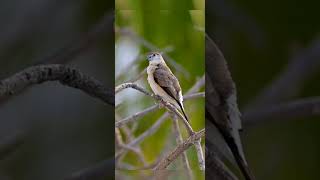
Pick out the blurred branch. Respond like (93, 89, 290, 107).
(245, 38, 320, 111)
(244, 97, 320, 126)
(0, 64, 114, 105)
(171, 114, 193, 179)
(0, 11, 114, 106)
(115, 127, 147, 166)
(115, 112, 169, 160)
(206, 147, 238, 180)
(116, 28, 190, 78)
(0, 132, 26, 161)
(154, 129, 205, 170)
(64, 158, 114, 180)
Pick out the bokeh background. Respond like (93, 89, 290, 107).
(207, 0, 320, 179)
(115, 3, 205, 180)
(0, 1, 114, 180)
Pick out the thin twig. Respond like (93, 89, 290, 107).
(115, 113, 169, 160)
(0, 64, 114, 105)
(115, 92, 205, 128)
(171, 114, 193, 179)
(154, 129, 205, 170)
(115, 82, 151, 96)
(115, 77, 205, 169)
(194, 140, 205, 171)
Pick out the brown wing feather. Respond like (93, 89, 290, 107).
(153, 66, 181, 103)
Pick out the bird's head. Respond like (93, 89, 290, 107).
(147, 52, 163, 63)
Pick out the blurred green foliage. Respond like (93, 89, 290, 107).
(116, 1, 204, 179)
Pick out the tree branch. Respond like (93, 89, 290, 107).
(115, 76, 205, 170)
(206, 146, 238, 180)
(244, 96, 320, 126)
(0, 64, 114, 105)
(171, 114, 193, 179)
(64, 158, 114, 180)
(245, 37, 320, 110)
(154, 129, 205, 170)
(115, 83, 204, 128)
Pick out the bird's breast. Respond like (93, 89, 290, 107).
(147, 66, 178, 107)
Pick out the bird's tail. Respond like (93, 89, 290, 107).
(177, 102, 189, 121)
(224, 133, 255, 180)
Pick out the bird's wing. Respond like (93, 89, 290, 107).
(153, 66, 182, 103)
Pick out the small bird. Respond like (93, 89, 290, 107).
(146, 52, 188, 121)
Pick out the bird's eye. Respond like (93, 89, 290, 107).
(152, 54, 155, 57)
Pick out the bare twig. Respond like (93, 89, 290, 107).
(194, 140, 205, 171)
(115, 125, 146, 166)
(245, 38, 320, 110)
(244, 96, 320, 126)
(115, 91, 204, 128)
(154, 129, 205, 170)
(115, 82, 151, 96)
(116, 112, 169, 158)
(0, 64, 114, 105)
(115, 77, 205, 169)
(171, 114, 193, 179)
(116, 105, 159, 128)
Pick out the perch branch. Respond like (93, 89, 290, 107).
(115, 86, 204, 128)
(154, 129, 205, 170)
(0, 64, 114, 105)
(115, 76, 205, 169)
(115, 82, 151, 96)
